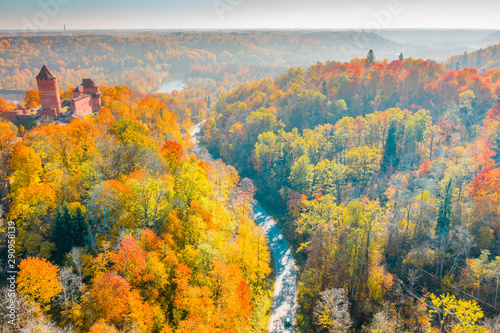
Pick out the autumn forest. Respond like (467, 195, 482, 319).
(1, 29, 500, 333)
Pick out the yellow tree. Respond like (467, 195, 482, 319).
(313, 159, 347, 204)
(17, 257, 62, 313)
(345, 146, 381, 184)
(0, 120, 16, 205)
(296, 194, 341, 242)
(8, 183, 57, 258)
(207, 160, 239, 203)
(429, 293, 486, 333)
(302, 197, 390, 311)
(174, 161, 212, 207)
(9, 144, 43, 194)
(125, 172, 174, 230)
(467, 250, 491, 299)
(236, 224, 271, 288)
(8, 184, 56, 226)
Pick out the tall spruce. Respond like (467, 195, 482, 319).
(436, 178, 453, 235)
(53, 203, 73, 263)
(366, 49, 375, 66)
(462, 51, 468, 68)
(322, 80, 328, 98)
(381, 121, 399, 174)
(53, 203, 88, 263)
(72, 205, 87, 248)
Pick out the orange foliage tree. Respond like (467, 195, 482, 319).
(469, 168, 500, 216)
(17, 257, 62, 313)
(24, 89, 40, 109)
(111, 235, 148, 285)
(91, 272, 131, 327)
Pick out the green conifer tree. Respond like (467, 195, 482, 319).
(381, 121, 399, 174)
(436, 178, 453, 235)
(366, 49, 375, 66)
(53, 203, 72, 263)
(322, 80, 328, 98)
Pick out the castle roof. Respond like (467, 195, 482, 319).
(36, 65, 56, 80)
(82, 79, 99, 88)
(73, 85, 83, 93)
(73, 94, 91, 102)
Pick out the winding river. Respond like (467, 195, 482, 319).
(190, 121, 298, 332)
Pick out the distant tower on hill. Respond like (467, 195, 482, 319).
(36, 65, 62, 117)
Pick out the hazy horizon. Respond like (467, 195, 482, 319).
(1, 0, 499, 31)
(1, 28, 498, 32)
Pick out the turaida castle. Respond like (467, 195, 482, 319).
(4, 65, 101, 121)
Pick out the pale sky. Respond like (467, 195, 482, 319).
(0, 0, 499, 30)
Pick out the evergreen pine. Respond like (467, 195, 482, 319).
(398, 53, 404, 62)
(462, 51, 468, 68)
(53, 203, 72, 263)
(205, 95, 211, 109)
(321, 80, 328, 98)
(72, 205, 87, 248)
(476, 49, 483, 68)
(53, 203, 88, 263)
(381, 121, 399, 174)
(366, 49, 375, 66)
(436, 178, 453, 235)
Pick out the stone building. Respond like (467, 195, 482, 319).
(36, 64, 62, 117)
(71, 78, 102, 116)
(3, 65, 101, 121)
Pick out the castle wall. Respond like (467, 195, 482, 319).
(71, 95, 93, 116)
(91, 95, 101, 111)
(2, 106, 30, 121)
(3, 109, 22, 121)
(37, 108, 59, 118)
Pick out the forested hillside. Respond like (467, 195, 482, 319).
(206, 56, 500, 174)
(0, 31, 401, 93)
(0, 86, 272, 332)
(448, 44, 500, 72)
(204, 54, 500, 331)
(2, 30, 498, 96)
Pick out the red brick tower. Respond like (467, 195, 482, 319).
(82, 79, 102, 112)
(36, 65, 62, 117)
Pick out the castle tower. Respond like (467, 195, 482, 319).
(36, 65, 62, 117)
(82, 79, 102, 112)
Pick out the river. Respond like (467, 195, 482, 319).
(157, 73, 186, 94)
(190, 121, 298, 332)
(0, 91, 24, 104)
